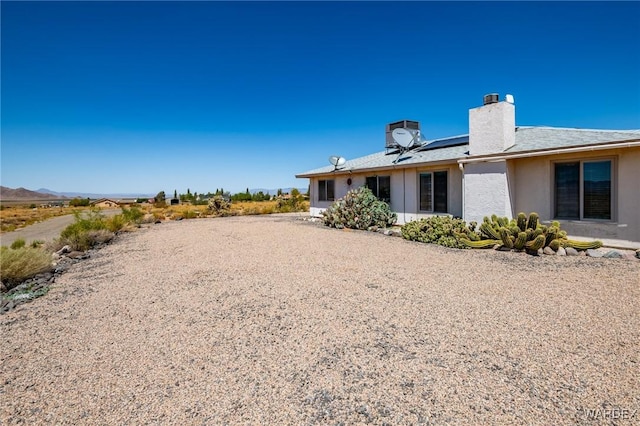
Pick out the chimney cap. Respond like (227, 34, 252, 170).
(483, 93, 499, 105)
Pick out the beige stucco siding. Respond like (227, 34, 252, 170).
(510, 146, 640, 241)
(308, 163, 463, 224)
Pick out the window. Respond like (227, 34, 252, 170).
(419, 171, 448, 213)
(318, 179, 335, 202)
(365, 175, 391, 203)
(554, 160, 612, 220)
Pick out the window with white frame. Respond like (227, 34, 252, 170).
(554, 159, 613, 220)
(419, 171, 448, 213)
(365, 175, 391, 203)
(318, 179, 335, 202)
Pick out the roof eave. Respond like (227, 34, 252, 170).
(296, 157, 465, 178)
(459, 138, 640, 164)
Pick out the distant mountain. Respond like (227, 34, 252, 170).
(37, 188, 154, 199)
(0, 186, 67, 200)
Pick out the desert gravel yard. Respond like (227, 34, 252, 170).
(1, 214, 639, 425)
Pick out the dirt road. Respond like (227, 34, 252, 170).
(0, 209, 120, 247)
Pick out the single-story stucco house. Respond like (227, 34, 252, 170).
(90, 198, 120, 208)
(296, 94, 640, 242)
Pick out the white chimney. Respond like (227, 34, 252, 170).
(468, 94, 515, 156)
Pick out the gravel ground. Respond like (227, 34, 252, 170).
(1, 214, 639, 425)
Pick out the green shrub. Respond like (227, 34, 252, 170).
(322, 186, 396, 230)
(121, 206, 144, 223)
(59, 209, 112, 251)
(275, 189, 307, 213)
(1, 247, 53, 290)
(106, 214, 127, 232)
(401, 216, 474, 249)
(69, 197, 91, 207)
(10, 238, 26, 250)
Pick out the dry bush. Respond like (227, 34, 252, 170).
(0, 246, 53, 290)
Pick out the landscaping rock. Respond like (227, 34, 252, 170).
(543, 247, 555, 255)
(579, 250, 587, 256)
(603, 250, 622, 259)
(636, 249, 640, 259)
(586, 249, 604, 258)
(537, 248, 544, 256)
(565, 247, 578, 256)
(67, 251, 87, 259)
(56, 245, 71, 255)
(557, 247, 566, 256)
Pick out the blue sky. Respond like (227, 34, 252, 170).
(2, 1, 639, 195)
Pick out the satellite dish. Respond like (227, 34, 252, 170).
(328, 155, 346, 170)
(392, 128, 419, 148)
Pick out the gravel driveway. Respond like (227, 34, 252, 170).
(1, 214, 638, 424)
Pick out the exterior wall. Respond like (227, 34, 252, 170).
(510, 147, 640, 242)
(309, 175, 360, 217)
(463, 161, 514, 224)
(307, 163, 463, 225)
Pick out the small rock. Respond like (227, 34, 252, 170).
(565, 247, 578, 256)
(51, 252, 61, 260)
(586, 249, 604, 258)
(603, 250, 622, 259)
(557, 247, 566, 256)
(636, 249, 640, 259)
(56, 245, 71, 255)
(537, 248, 544, 256)
(622, 253, 637, 261)
(543, 247, 555, 255)
(493, 244, 501, 250)
(0, 282, 6, 293)
(67, 251, 85, 259)
(579, 250, 587, 256)
(498, 246, 512, 251)
(155, 219, 162, 224)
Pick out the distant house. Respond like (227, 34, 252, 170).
(90, 198, 120, 208)
(296, 94, 640, 242)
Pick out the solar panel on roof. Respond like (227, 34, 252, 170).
(418, 135, 469, 151)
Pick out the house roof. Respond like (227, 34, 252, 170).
(90, 198, 119, 204)
(296, 126, 640, 178)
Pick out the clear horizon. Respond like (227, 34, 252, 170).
(2, 1, 639, 195)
